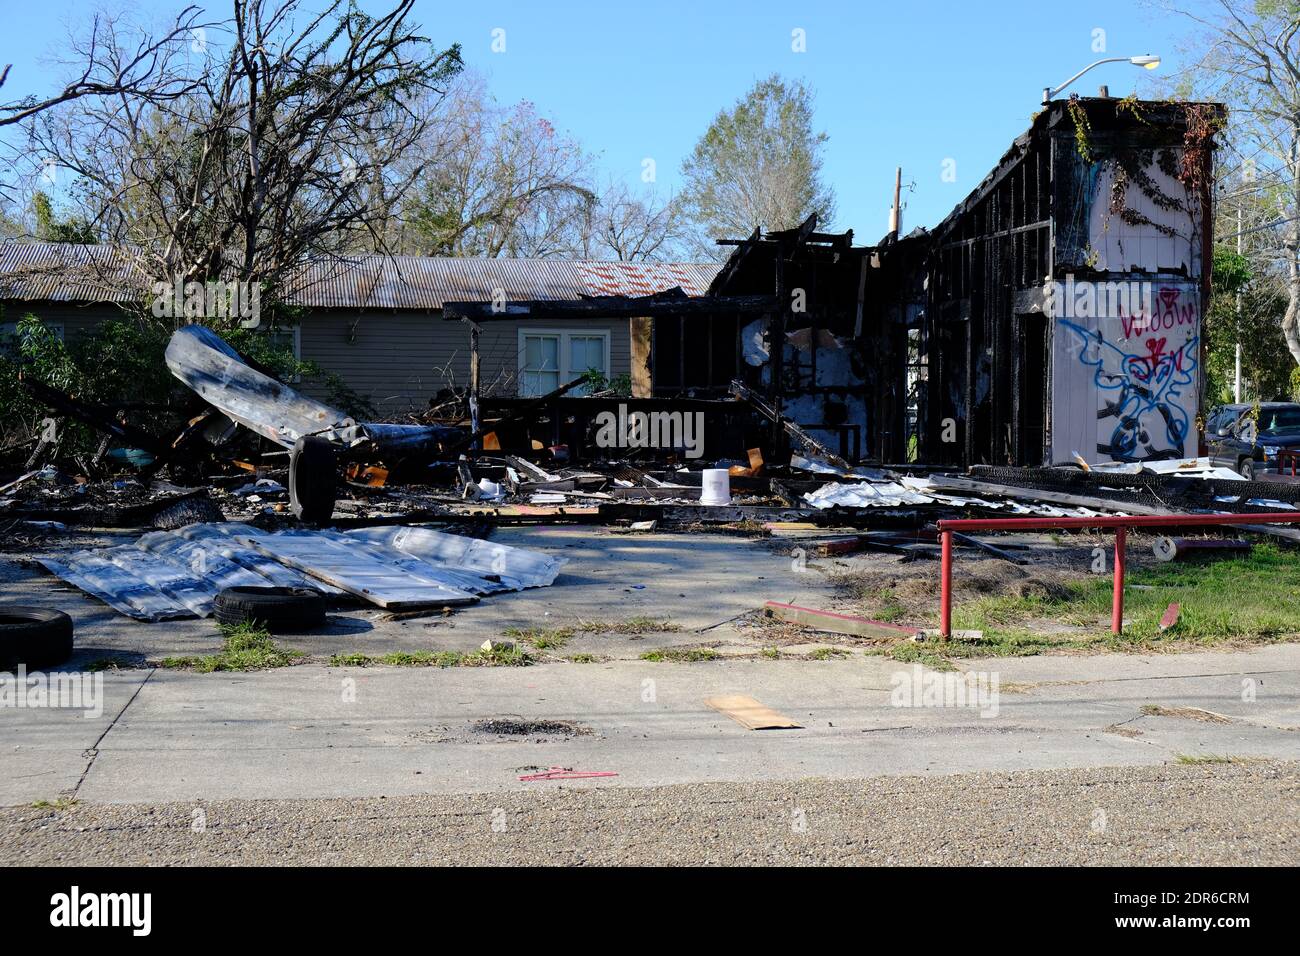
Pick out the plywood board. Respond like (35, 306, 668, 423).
(705, 695, 802, 730)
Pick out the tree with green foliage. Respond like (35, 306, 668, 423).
(679, 74, 836, 258)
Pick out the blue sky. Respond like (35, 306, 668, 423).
(1, 0, 1209, 243)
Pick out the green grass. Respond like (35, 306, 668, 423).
(328, 646, 532, 668)
(1174, 754, 1259, 766)
(867, 640, 959, 672)
(873, 588, 908, 624)
(30, 797, 77, 811)
(566, 653, 599, 663)
(950, 544, 1300, 653)
(807, 647, 850, 660)
(639, 648, 719, 663)
(504, 625, 574, 650)
(760, 646, 781, 659)
(160, 622, 303, 673)
(578, 616, 680, 634)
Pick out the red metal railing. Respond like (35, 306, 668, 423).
(1278, 448, 1300, 478)
(934, 512, 1300, 639)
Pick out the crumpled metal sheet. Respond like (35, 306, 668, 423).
(164, 326, 456, 452)
(801, 476, 1109, 518)
(39, 523, 566, 621)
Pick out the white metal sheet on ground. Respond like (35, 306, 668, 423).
(344, 526, 566, 590)
(38, 550, 194, 621)
(243, 531, 478, 609)
(39, 522, 566, 619)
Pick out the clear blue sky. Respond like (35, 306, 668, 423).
(1, 0, 1209, 244)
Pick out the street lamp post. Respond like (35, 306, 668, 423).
(1042, 55, 1161, 105)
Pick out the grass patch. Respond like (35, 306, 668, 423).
(329, 646, 532, 668)
(504, 625, 574, 650)
(868, 639, 959, 672)
(578, 616, 680, 634)
(808, 647, 850, 660)
(30, 798, 77, 812)
(160, 622, 302, 673)
(1174, 754, 1259, 766)
(640, 647, 719, 663)
(1141, 704, 1234, 723)
(761, 646, 781, 659)
(566, 653, 599, 663)
(952, 544, 1300, 651)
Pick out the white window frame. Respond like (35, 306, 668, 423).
(517, 328, 611, 397)
(265, 324, 302, 382)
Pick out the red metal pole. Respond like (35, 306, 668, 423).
(940, 530, 953, 641)
(1111, 526, 1126, 634)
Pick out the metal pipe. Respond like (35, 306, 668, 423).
(940, 529, 953, 641)
(1112, 526, 1126, 634)
(936, 512, 1300, 532)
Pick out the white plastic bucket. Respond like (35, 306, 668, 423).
(700, 468, 732, 506)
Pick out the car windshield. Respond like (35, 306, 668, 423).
(1258, 409, 1300, 434)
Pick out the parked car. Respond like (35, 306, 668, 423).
(1203, 402, 1300, 479)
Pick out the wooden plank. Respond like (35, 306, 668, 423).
(763, 601, 922, 639)
(705, 695, 802, 730)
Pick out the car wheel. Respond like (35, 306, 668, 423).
(212, 587, 327, 633)
(1238, 457, 1256, 480)
(289, 435, 338, 523)
(0, 607, 74, 671)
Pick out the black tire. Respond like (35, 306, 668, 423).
(0, 607, 74, 671)
(289, 435, 337, 523)
(212, 586, 326, 632)
(1238, 457, 1256, 481)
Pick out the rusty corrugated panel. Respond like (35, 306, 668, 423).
(1, 242, 721, 310)
(0, 242, 142, 303)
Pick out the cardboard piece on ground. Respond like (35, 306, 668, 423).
(705, 695, 802, 730)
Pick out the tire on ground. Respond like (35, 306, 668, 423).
(212, 586, 327, 632)
(0, 607, 74, 670)
(289, 435, 338, 523)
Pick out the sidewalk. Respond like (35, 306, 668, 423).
(4, 644, 1297, 806)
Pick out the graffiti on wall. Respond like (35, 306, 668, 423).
(1058, 285, 1200, 462)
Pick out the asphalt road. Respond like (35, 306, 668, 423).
(4, 761, 1296, 866)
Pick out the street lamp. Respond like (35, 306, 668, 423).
(1042, 55, 1160, 105)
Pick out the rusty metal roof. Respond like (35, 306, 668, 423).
(0, 242, 719, 311)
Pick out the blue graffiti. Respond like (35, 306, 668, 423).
(1060, 320, 1199, 462)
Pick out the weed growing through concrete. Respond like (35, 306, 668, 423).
(639, 648, 719, 662)
(504, 625, 573, 649)
(1174, 754, 1260, 766)
(30, 798, 78, 812)
(328, 646, 532, 668)
(159, 622, 303, 672)
(808, 647, 850, 660)
(578, 616, 680, 634)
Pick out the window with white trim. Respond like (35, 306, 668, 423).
(0, 320, 65, 357)
(518, 329, 610, 397)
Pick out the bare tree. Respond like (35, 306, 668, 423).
(397, 76, 596, 258)
(1163, 0, 1300, 365)
(581, 182, 687, 262)
(19, 0, 461, 314)
(0, 6, 210, 129)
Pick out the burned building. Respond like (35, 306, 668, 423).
(916, 96, 1223, 467)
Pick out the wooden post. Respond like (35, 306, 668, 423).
(466, 320, 481, 452)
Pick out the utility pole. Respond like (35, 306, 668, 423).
(889, 166, 903, 237)
(1235, 204, 1242, 403)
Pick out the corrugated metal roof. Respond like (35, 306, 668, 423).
(0, 242, 142, 304)
(0, 242, 719, 311)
